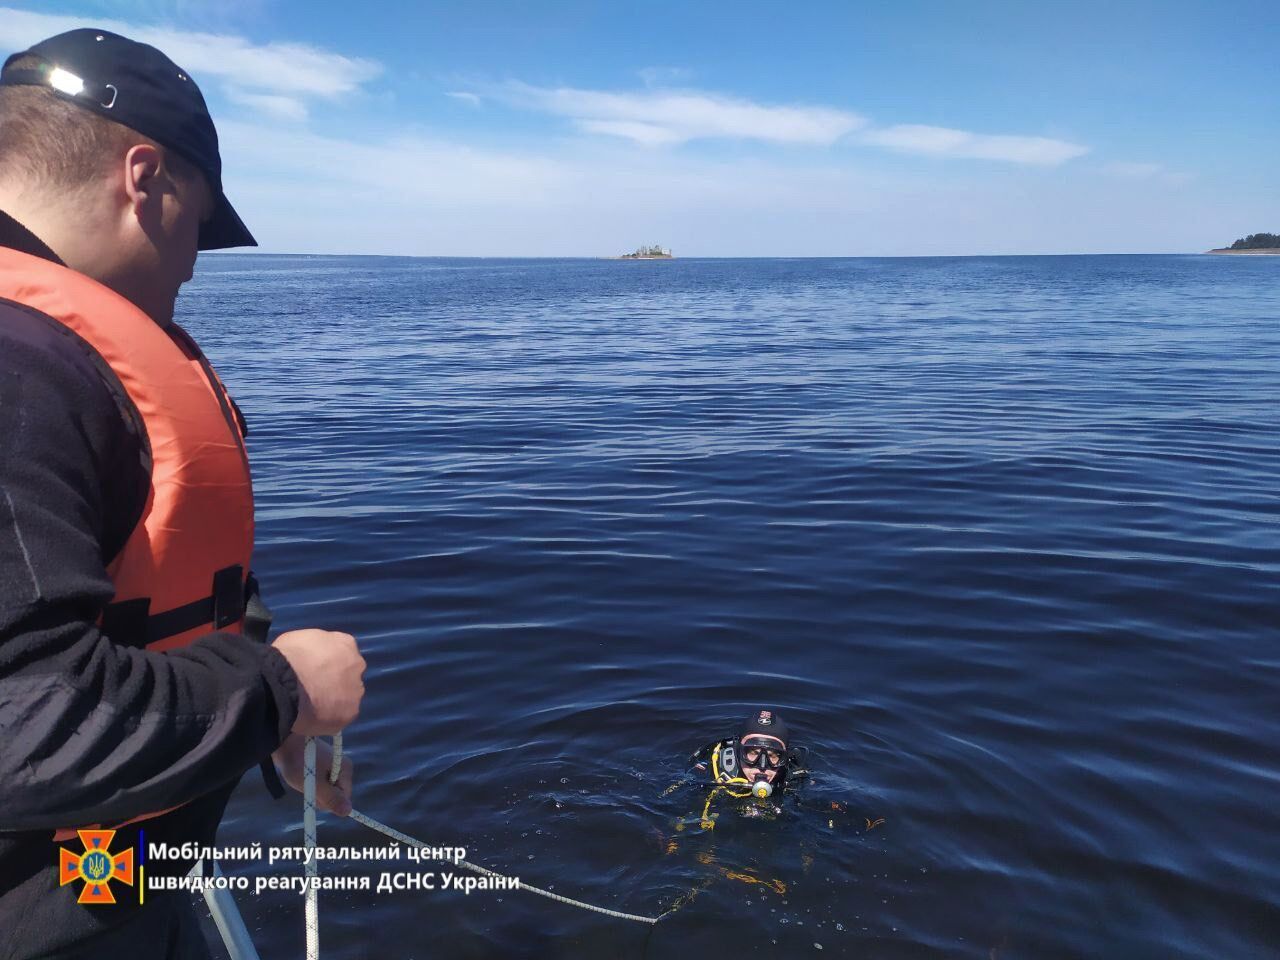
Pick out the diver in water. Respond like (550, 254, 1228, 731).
(684, 709, 810, 827)
(659, 706, 877, 917)
(693, 708, 807, 796)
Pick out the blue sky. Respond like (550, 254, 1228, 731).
(2, 1, 1276, 255)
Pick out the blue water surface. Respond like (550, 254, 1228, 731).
(180, 254, 1280, 959)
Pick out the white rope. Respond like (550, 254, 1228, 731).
(346, 805, 661, 924)
(301, 732, 660, 956)
(303, 737, 320, 960)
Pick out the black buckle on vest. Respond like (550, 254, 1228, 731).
(212, 564, 244, 629)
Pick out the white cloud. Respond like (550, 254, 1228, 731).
(225, 87, 307, 122)
(462, 81, 1088, 166)
(218, 120, 570, 208)
(477, 81, 866, 146)
(576, 119, 684, 146)
(637, 66, 693, 87)
(861, 124, 1089, 165)
(0, 6, 380, 102)
(1101, 161, 1194, 185)
(446, 90, 482, 107)
(1104, 161, 1164, 178)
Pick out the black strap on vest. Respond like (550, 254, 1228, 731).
(259, 755, 287, 800)
(100, 564, 245, 648)
(240, 572, 287, 800)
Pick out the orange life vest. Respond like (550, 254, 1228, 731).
(0, 247, 255, 837)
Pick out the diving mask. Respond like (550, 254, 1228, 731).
(739, 740, 787, 772)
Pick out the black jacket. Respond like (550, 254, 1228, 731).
(0, 211, 299, 958)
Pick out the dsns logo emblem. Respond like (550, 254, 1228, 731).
(58, 829, 135, 904)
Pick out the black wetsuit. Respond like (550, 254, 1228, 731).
(0, 210, 298, 959)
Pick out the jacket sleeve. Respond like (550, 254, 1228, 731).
(0, 313, 299, 832)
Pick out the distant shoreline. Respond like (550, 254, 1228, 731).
(1206, 248, 1280, 255)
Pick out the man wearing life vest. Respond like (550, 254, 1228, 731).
(0, 29, 366, 958)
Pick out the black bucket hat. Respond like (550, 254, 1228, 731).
(0, 28, 256, 250)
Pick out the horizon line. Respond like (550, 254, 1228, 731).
(201, 250, 1234, 260)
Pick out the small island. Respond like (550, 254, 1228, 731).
(613, 244, 674, 260)
(1207, 232, 1280, 255)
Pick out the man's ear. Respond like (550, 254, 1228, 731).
(122, 143, 163, 216)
